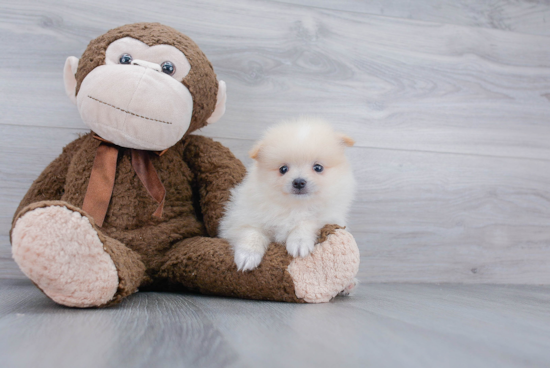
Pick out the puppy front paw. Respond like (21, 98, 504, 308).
(230, 229, 270, 271)
(286, 234, 315, 258)
(234, 248, 264, 271)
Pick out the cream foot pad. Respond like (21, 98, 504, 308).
(11, 206, 119, 307)
(288, 229, 360, 303)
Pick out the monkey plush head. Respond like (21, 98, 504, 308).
(63, 23, 226, 151)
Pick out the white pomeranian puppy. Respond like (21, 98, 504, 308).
(219, 117, 356, 271)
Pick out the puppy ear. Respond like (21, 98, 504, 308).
(249, 141, 263, 160)
(63, 56, 79, 104)
(339, 133, 355, 147)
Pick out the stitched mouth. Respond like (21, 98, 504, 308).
(88, 95, 173, 125)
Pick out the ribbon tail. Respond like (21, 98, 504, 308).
(82, 143, 119, 227)
(131, 149, 166, 219)
(152, 197, 165, 218)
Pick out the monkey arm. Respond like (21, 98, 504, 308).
(13, 134, 88, 221)
(156, 225, 359, 303)
(183, 135, 246, 237)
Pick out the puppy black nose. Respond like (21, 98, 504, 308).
(292, 178, 307, 189)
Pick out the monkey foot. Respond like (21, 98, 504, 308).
(11, 205, 119, 307)
(287, 229, 360, 303)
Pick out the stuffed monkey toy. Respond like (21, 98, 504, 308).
(10, 23, 360, 307)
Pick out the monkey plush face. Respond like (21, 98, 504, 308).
(63, 23, 226, 151)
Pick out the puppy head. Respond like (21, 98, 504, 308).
(249, 117, 354, 201)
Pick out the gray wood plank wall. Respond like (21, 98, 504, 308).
(1, 0, 549, 283)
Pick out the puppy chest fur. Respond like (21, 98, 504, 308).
(220, 117, 356, 271)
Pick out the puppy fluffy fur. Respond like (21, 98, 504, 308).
(219, 117, 356, 271)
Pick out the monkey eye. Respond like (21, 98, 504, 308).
(161, 61, 176, 75)
(119, 54, 133, 64)
(279, 165, 289, 175)
(313, 164, 324, 173)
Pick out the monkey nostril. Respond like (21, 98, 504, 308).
(292, 178, 307, 189)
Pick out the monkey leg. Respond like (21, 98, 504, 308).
(11, 201, 145, 308)
(157, 225, 360, 303)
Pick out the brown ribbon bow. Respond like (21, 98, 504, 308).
(82, 135, 166, 227)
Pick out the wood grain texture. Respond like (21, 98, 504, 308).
(1, 0, 550, 159)
(1, 0, 550, 284)
(1, 279, 549, 368)
(269, 0, 550, 37)
(0, 237, 23, 279)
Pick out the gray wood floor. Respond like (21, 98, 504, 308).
(1, 279, 549, 368)
(1, 1, 550, 367)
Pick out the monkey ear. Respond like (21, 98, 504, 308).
(338, 133, 355, 147)
(206, 80, 227, 124)
(63, 56, 79, 104)
(249, 141, 263, 160)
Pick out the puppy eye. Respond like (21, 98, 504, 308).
(279, 165, 289, 175)
(161, 61, 176, 75)
(313, 164, 323, 173)
(119, 54, 133, 64)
